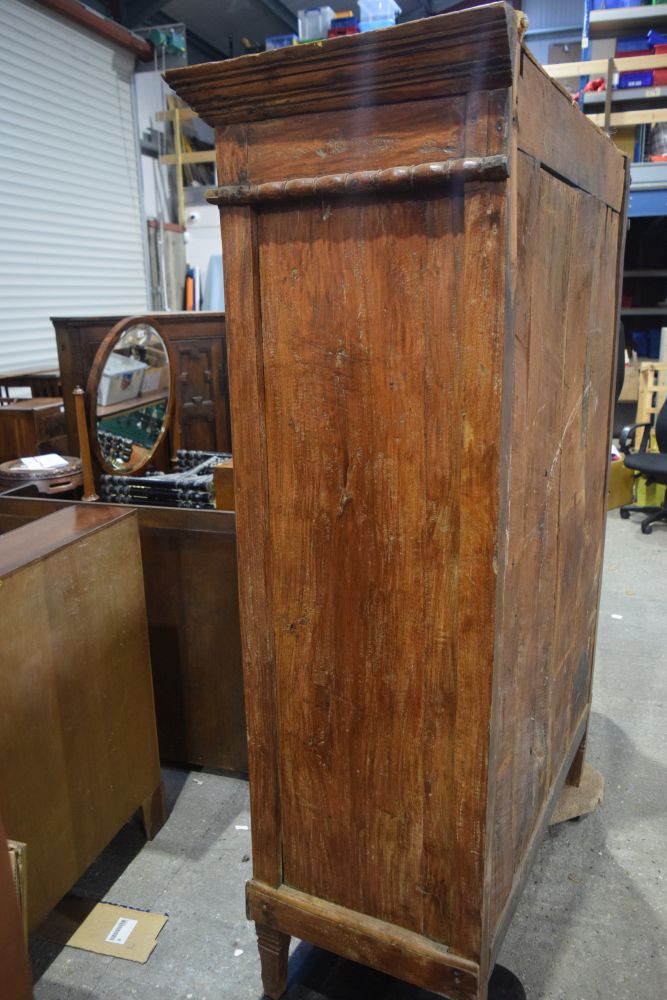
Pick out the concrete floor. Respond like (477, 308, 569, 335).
(30, 512, 667, 1000)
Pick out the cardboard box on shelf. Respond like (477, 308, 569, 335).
(139, 363, 169, 396)
(619, 364, 639, 403)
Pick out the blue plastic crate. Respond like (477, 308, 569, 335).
(616, 36, 651, 52)
(591, 0, 643, 8)
(619, 69, 654, 88)
(266, 33, 297, 49)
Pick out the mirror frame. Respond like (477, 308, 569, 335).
(86, 314, 176, 477)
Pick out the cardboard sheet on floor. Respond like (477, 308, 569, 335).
(36, 896, 167, 963)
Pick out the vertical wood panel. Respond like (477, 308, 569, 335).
(218, 204, 282, 886)
(258, 183, 505, 959)
(450, 181, 507, 959)
(487, 152, 623, 940)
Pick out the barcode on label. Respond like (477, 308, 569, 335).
(105, 917, 138, 945)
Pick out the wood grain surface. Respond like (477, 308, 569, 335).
(168, 5, 629, 998)
(0, 496, 247, 774)
(0, 507, 163, 931)
(256, 183, 505, 958)
(166, 4, 515, 126)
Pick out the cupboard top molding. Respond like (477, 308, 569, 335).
(164, 3, 516, 127)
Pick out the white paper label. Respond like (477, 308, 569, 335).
(105, 917, 138, 945)
(38, 453, 69, 468)
(19, 453, 68, 470)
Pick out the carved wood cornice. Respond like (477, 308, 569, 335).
(165, 3, 515, 127)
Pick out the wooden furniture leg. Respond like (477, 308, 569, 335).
(566, 730, 587, 788)
(72, 386, 98, 501)
(257, 923, 290, 999)
(552, 731, 604, 825)
(137, 781, 166, 840)
(551, 762, 604, 826)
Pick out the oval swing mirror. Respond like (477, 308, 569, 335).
(87, 317, 174, 475)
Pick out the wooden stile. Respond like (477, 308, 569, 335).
(167, 5, 629, 998)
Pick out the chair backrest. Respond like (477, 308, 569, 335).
(656, 395, 667, 453)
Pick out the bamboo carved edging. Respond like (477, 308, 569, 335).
(206, 154, 509, 206)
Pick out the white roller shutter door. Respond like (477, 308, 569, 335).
(0, 0, 149, 371)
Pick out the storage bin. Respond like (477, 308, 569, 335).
(359, 18, 395, 30)
(616, 36, 650, 53)
(591, 0, 642, 8)
(97, 353, 146, 406)
(266, 34, 298, 49)
(653, 67, 667, 84)
(619, 70, 654, 88)
(297, 7, 334, 41)
(358, 0, 400, 22)
(328, 13, 359, 36)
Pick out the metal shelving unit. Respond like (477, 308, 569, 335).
(584, 84, 667, 105)
(589, 5, 667, 38)
(621, 307, 667, 315)
(546, 4, 667, 218)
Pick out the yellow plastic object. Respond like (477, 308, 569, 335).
(608, 458, 634, 509)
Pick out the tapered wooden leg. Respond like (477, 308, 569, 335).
(257, 923, 290, 999)
(137, 781, 166, 840)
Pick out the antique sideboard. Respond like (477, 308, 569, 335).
(0, 505, 164, 932)
(0, 493, 246, 773)
(43, 311, 246, 773)
(0, 397, 67, 463)
(167, 4, 628, 998)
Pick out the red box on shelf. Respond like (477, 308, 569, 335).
(653, 67, 667, 85)
(616, 47, 652, 59)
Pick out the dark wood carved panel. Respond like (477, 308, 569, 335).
(52, 312, 231, 475)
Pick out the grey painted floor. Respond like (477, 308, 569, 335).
(30, 512, 667, 1000)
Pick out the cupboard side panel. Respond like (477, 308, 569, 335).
(258, 184, 506, 959)
(218, 204, 283, 886)
(488, 153, 622, 938)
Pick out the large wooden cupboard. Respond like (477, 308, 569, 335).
(167, 5, 629, 998)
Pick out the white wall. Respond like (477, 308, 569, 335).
(0, 0, 149, 371)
